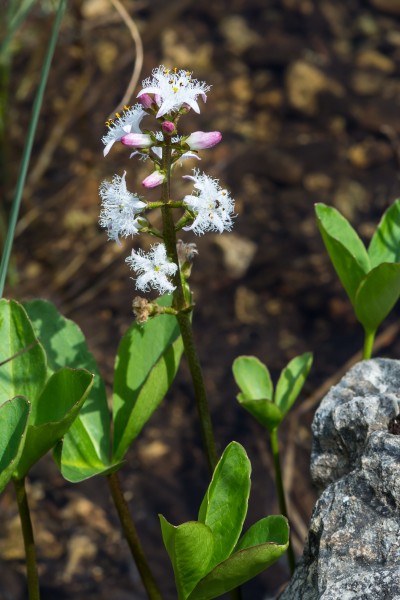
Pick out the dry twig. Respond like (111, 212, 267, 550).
(109, 0, 143, 115)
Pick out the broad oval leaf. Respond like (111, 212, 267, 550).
(232, 356, 273, 401)
(160, 516, 214, 600)
(354, 263, 400, 334)
(315, 203, 370, 304)
(112, 296, 183, 462)
(14, 368, 93, 479)
(236, 396, 283, 433)
(275, 352, 313, 416)
(0, 299, 47, 406)
(0, 397, 30, 493)
(235, 515, 289, 551)
(368, 199, 400, 268)
(24, 299, 115, 482)
(198, 442, 251, 569)
(188, 517, 289, 600)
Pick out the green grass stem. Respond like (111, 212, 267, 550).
(0, 0, 67, 297)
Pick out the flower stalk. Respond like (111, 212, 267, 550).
(269, 428, 296, 575)
(14, 478, 40, 600)
(160, 134, 218, 472)
(107, 472, 162, 600)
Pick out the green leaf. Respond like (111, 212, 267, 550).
(235, 516, 289, 551)
(198, 442, 251, 569)
(315, 203, 370, 304)
(0, 396, 30, 493)
(275, 352, 313, 416)
(112, 296, 183, 462)
(236, 397, 283, 433)
(14, 368, 93, 479)
(354, 263, 400, 333)
(232, 356, 273, 401)
(160, 516, 214, 600)
(189, 517, 289, 600)
(24, 299, 115, 481)
(0, 299, 47, 406)
(368, 200, 400, 268)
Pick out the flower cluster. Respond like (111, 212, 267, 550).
(99, 66, 235, 298)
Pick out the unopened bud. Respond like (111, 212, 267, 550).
(162, 121, 176, 135)
(142, 170, 165, 188)
(176, 239, 198, 279)
(185, 131, 222, 150)
(121, 133, 153, 148)
(139, 94, 154, 109)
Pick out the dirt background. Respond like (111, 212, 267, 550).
(1, 0, 400, 598)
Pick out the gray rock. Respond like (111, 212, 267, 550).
(311, 359, 400, 490)
(280, 359, 400, 600)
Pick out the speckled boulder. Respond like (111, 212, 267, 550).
(279, 359, 400, 600)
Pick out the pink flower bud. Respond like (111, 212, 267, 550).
(142, 170, 165, 188)
(139, 93, 154, 109)
(121, 133, 153, 148)
(162, 121, 175, 135)
(185, 131, 222, 150)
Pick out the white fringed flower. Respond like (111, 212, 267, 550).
(99, 172, 146, 242)
(126, 244, 178, 294)
(138, 66, 210, 118)
(183, 170, 235, 235)
(102, 104, 147, 156)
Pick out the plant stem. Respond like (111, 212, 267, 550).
(269, 427, 296, 575)
(13, 478, 40, 600)
(362, 329, 375, 360)
(160, 136, 218, 473)
(107, 472, 162, 600)
(0, 0, 67, 297)
(175, 311, 218, 471)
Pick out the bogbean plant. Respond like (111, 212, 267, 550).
(3, 50, 400, 600)
(0, 65, 291, 600)
(315, 201, 400, 359)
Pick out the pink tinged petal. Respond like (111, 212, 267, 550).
(162, 121, 175, 134)
(138, 93, 154, 109)
(154, 94, 162, 107)
(201, 92, 207, 102)
(186, 131, 222, 150)
(121, 133, 153, 148)
(142, 171, 165, 188)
